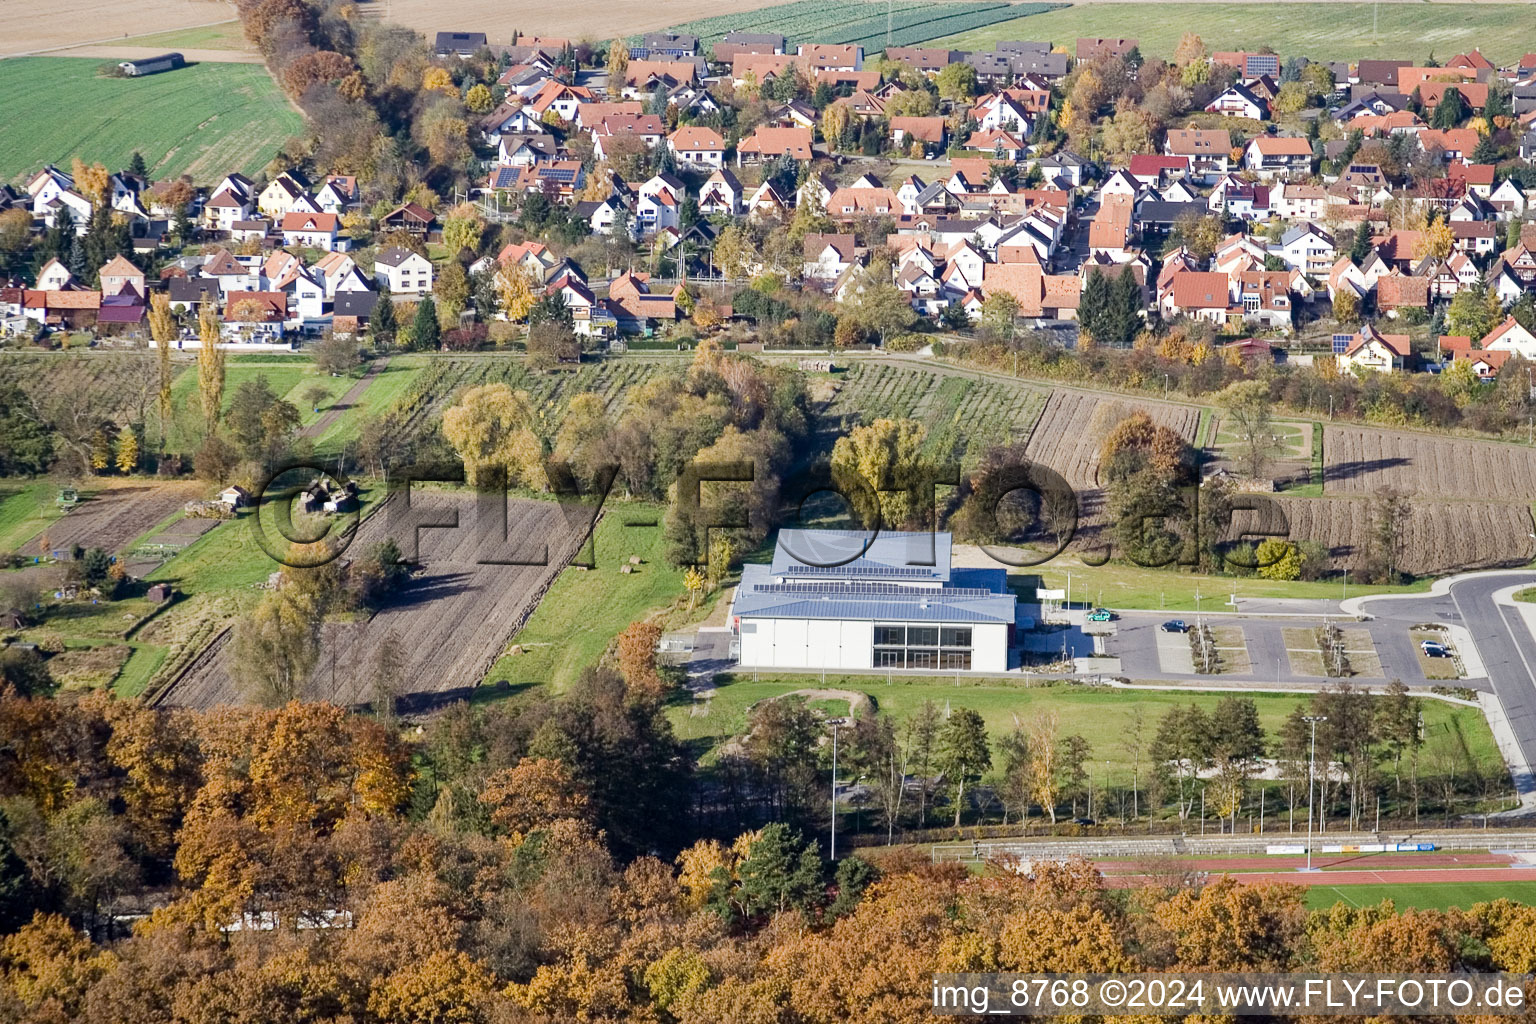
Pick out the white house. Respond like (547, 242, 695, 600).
(35, 258, 73, 291)
(1481, 314, 1536, 359)
(732, 530, 1015, 673)
(280, 212, 342, 251)
(1277, 223, 1336, 276)
(373, 246, 433, 295)
(698, 168, 743, 216)
(667, 126, 726, 169)
(1243, 136, 1313, 179)
(803, 232, 857, 283)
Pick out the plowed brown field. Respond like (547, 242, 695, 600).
(1324, 425, 1536, 501)
(1025, 390, 1202, 489)
(156, 492, 590, 709)
(1277, 496, 1535, 575)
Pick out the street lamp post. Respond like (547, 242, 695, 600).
(1302, 714, 1327, 871)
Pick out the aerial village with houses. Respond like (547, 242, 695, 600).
(9, 25, 1536, 376)
(18, 4, 1536, 1009)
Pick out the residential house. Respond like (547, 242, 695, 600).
(1037, 151, 1090, 190)
(796, 44, 862, 71)
(1417, 128, 1480, 162)
(1448, 161, 1497, 199)
(35, 258, 72, 291)
(736, 126, 814, 165)
(280, 212, 342, 251)
(1335, 324, 1411, 372)
(1212, 51, 1283, 78)
(222, 291, 288, 341)
(256, 172, 308, 218)
(1160, 271, 1231, 324)
(882, 46, 961, 74)
(1164, 128, 1232, 182)
(1128, 154, 1190, 189)
(373, 246, 433, 295)
(1274, 183, 1328, 222)
(434, 31, 487, 58)
(379, 202, 435, 236)
(667, 126, 726, 169)
(621, 60, 698, 98)
(1481, 314, 1536, 358)
(1243, 136, 1313, 178)
(591, 114, 666, 160)
(698, 169, 743, 216)
(631, 31, 698, 59)
(746, 182, 787, 221)
(315, 175, 358, 213)
(1374, 271, 1431, 317)
(98, 255, 145, 297)
(1277, 223, 1337, 276)
(803, 233, 858, 283)
(1234, 271, 1293, 328)
(1205, 84, 1268, 119)
(713, 30, 785, 62)
(497, 133, 560, 166)
(890, 117, 946, 152)
(202, 188, 252, 232)
(1077, 38, 1137, 60)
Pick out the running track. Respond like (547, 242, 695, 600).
(1103, 867, 1536, 888)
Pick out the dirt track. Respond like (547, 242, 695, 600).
(156, 491, 591, 709)
(1, 0, 238, 57)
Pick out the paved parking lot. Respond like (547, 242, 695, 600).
(1108, 611, 1488, 691)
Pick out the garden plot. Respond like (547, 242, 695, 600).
(1209, 418, 1313, 486)
(122, 515, 221, 577)
(1323, 425, 1536, 501)
(156, 492, 592, 709)
(18, 482, 205, 558)
(1274, 497, 1534, 576)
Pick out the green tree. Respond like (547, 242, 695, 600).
(936, 62, 978, 102)
(1431, 87, 1468, 129)
(716, 823, 824, 922)
(1216, 379, 1278, 479)
(937, 708, 991, 826)
(372, 290, 397, 348)
(412, 294, 441, 350)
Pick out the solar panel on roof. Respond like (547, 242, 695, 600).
(752, 581, 993, 598)
(781, 563, 932, 578)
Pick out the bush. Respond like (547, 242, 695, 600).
(885, 333, 929, 353)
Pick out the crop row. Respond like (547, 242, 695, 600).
(666, 0, 1053, 52)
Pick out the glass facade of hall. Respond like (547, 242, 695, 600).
(872, 624, 973, 670)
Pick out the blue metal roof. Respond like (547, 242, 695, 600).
(770, 529, 952, 582)
(735, 563, 1015, 624)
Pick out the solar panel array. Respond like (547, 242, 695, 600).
(751, 582, 995, 598)
(781, 563, 935, 578)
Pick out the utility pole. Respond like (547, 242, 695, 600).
(1302, 714, 1327, 870)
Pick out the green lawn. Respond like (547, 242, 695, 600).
(116, 21, 250, 51)
(0, 481, 70, 554)
(671, 676, 1500, 781)
(112, 643, 168, 698)
(1305, 881, 1536, 912)
(932, 3, 1536, 64)
(0, 57, 302, 184)
(1002, 553, 1425, 613)
(159, 361, 354, 452)
(489, 503, 687, 692)
(314, 356, 430, 452)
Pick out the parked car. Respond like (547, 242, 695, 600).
(1421, 640, 1450, 658)
(1161, 620, 1189, 633)
(1071, 818, 1096, 826)
(1088, 608, 1115, 622)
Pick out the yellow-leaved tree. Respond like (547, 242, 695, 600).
(829, 417, 928, 528)
(196, 304, 225, 432)
(440, 382, 547, 489)
(498, 266, 537, 321)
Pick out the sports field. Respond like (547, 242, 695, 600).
(933, 2, 1536, 64)
(1304, 880, 1536, 911)
(0, 57, 301, 183)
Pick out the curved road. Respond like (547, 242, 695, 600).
(1354, 572, 1536, 802)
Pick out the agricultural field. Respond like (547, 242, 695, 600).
(1024, 389, 1202, 489)
(1323, 424, 1536, 503)
(1275, 496, 1536, 577)
(0, 481, 70, 554)
(157, 357, 363, 453)
(0, 351, 177, 434)
(0, 0, 229, 57)
(819, 361, 1046, 467)
(386, 354, 671, 447)
(155, 491, 592, 709)
(24, 481, 206, 558)
(0, 57, 302, 183)
(932, 2, 1536, 65)
(663, 0, 1057, 53)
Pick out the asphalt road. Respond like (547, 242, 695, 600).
(1355, 573, 1536, 796)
